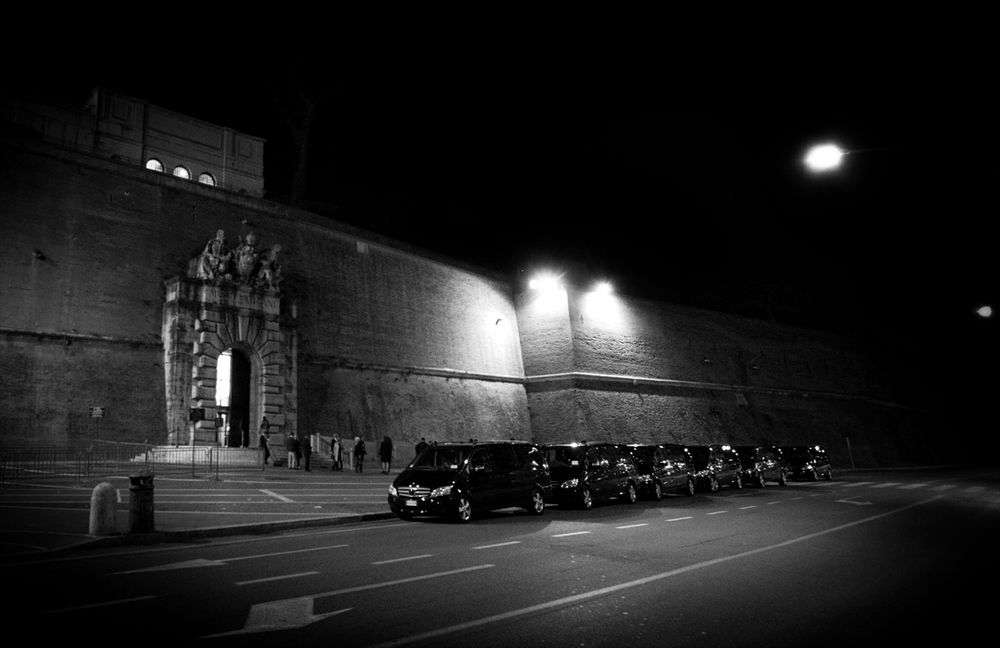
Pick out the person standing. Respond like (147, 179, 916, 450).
(379, 435, 394, 474)
(331, 435, 343, 471)
(353, 436, 366, 473)
(284, 432, 297, 469)
(293, 434, 302, 470)
(259, 417, 271, 467)
(302, 434, 313, 472)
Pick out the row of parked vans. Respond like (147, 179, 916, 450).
(387, 440, 833, 522)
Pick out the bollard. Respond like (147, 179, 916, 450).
(128, 473, 155, 533)
(89, 482, 117, 536)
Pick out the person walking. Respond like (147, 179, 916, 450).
(302, 434, 313, 471)
(258, 417, 271, 467)
(331, 435, 343, 471)
(415, 437, 428, 457)
(284, 432, 297, 469)
(353, 436, 366, 473)
(379, 435, 394, 474)
(293, 434, 302, 470)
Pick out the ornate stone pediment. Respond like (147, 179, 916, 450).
(188, 229, 283, 291)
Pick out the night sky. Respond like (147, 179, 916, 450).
(7, 42, 998, 424)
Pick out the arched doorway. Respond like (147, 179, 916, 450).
(216, 349, 252, 447)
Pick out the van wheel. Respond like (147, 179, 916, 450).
(778, 470, 788, 486)
(809, 469, 818, 481)
(625, 483, 637, 504)
(824, 469, 833, 481)
(580, 487, 593, 510)
(685, 477, 696, 496)
(756, 471, 767, 488)
(652, 481, 663, 501)
(708, 476, 719, 493)
(454, 495, 472, 523)
(526, 488, 545, 515)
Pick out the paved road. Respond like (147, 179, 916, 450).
(3, 467, 998, 645)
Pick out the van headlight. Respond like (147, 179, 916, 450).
(430, 485, 452, 498)
(561, 478, 579, 489)
(388, 484, 397, 496)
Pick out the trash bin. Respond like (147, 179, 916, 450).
(128, 474, 155, 533)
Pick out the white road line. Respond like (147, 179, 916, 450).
(222, 544, 349, 563)
(236, 571, 321, 586)
(42, 595, 156, 615)
(739, 505, 757, 510)
(707, 511, 728, 516)
(871, 482, 900, 489)
(962, 486, 985, 493)
(898, 483, 927, 489)
(552, 531, 591, 538)
(370, 497, 942, 648)
(261, 489, 295, 502)
(767, 501, 782, 505)
(789, 497, 804, 501)
(666, 516, 693, 522)
(372, 554, 433, 565)
(473, 541, 522, 550)
(616, 523, 648, 529)
(931, 484, 957, 491)
(843, 481, 872, 487)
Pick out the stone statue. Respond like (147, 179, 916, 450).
(233, 232, 259, 284)
(256, 244, 282, 290)
(194, 229, 231, 281)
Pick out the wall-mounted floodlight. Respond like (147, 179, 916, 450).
(976, 305, 993, 318)
(528, 272, 564, 293)
(803, 142, 846, 172)
(593, 280, 613, 295)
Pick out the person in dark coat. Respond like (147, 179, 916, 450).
(258, 417, 271, 466)
(302, 434, 313, 472)
(379, 436, 394, 474)
(353, 436, 366, 473)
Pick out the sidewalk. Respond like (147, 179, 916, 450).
(0, 462, 399, 560)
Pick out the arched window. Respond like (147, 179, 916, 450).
(145, 158, 164, 172)
(173, 165, 190, 180)
(198, 172, 216, 187)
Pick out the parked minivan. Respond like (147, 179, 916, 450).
(387, 440, 553, 522)
(543, 442, 640, 509)
(734, 444, 789, 487)
(688, 444, 744, 492)
(780, 444, 833, 481)
(626, 443, 696, 499)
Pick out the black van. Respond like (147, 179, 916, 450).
(626, 443, 696, 499)
(543, 442, 640, 509)
(689, 444, 744, 492)
(780, 444, 833, 481)
(734, 444, 789, 487)
(387, 440, 552, 522)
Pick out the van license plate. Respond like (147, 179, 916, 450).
(405, 499, 418, 507)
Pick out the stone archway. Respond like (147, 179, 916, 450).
(161, 231, 296, 446)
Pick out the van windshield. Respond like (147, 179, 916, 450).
(545, 446, 585, 480)
(410, 446, 471, 471)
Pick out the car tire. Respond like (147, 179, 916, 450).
(454, 494, 472, 523)
(685, 477, 696, 496)
(756, 471, 767, 488)
(778, 470, 788, 486)
(652, 481, 663, 501)
(708, 475, 719, 493)
(526, 487, 546, 515)
(809, 469, 818, 481)
(580, 487, 594, 510)
(625, 482, 638, 504)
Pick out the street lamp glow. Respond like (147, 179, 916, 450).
(976, 305, 993, 318)
(804, 143, 846, 172)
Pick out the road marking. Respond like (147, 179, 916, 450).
(767, 501, 782, 505)
(871, 482, 900, 488)
(962, 486, 985, 493)
(789, 497, 804, 501)
(836, 497, 872, 506)
(368, 496, 942, 648)
(372, 554, 433, 565)
(202, 565, 494, 637)
(616, 523, 648, 529)
(898, 483, 927, 489)
(42, 595, 156, 615)
(261, 489, 295, 502)
(666, 516, 693, 522)
(931, 484, 957, 491)
(236, 571, 321, 586)
(739, 505, 757, 510)
(552, 531, 591, 538)
(843, 481, 873, 487)
(707, 510, 728, 516)
(473, 541, 522, 550)
(113, 544, 351, 573)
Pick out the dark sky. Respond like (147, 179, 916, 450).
(8, 44, 999, 413)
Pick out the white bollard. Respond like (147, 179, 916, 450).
(89, 481, 117, 536)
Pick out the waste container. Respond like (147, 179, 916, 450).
(128, 473, 155, 533)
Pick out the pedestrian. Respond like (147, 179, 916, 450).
(259, 417, 271, 466)
(294, 434, 302, 470)
(302, 434, 313, 471)
(284, 432, 297, 469)
(415, 437, 428, 457)
(354, 436, 366, 473)
(379, 435, 394, 474)
(331, 435, 343, 471)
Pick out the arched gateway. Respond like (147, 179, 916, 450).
(161, 230, 296, 446)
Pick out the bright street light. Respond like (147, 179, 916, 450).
(803, 143, 846, 173)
